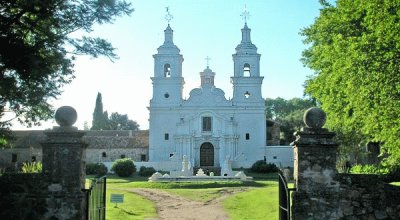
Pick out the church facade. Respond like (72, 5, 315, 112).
(148, 22, 266, 169)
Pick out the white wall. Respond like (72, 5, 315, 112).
(265, 146, 294, 168)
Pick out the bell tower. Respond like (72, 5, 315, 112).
(231, 9, 264, 106)
(150, 8, 184, 106)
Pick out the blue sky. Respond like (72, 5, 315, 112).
(12, 1, 322, 130)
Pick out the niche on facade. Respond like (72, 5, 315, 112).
(202, 116, 212, 132)
(164, 92, 170, 98)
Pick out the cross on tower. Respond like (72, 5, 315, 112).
(240, 5, 250, 24)
(205, 56, 211, 68)
(165, 6, 173, 24)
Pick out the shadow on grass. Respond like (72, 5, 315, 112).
(111, 206, 139, 216)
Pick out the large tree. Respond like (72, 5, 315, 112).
(108, 112, 139, 131)
(0, 0, 133, 130)
(301, 0, 400, 164)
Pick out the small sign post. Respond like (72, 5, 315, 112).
(110, 194, 124, 207)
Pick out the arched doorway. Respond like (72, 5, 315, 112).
(200, 142, 214, 166)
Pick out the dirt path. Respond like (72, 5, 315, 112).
(129, 188, 245, 220)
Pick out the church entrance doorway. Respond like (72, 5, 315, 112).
(200, 142, 214, 166)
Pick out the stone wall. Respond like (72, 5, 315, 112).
(291, 108, 400, 220)
(0, 173, 50, 219)
(337, 174, 400, 219)
(0, 130, 149, 169)
(0, 107, 88, 219)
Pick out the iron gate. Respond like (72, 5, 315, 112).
(278, 169, 296, 220)
(85, 176, 107, 220)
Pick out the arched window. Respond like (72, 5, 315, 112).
(243, 63, 250, 77)
(164, 64, 171, 77)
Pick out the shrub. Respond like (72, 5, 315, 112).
(250, 160, 278, 173)
(86, 163, 108, 176)
(21, 162, 42, 173)
(138, 166, 156, 177)
(350, 164, 400, 182)
(111, 158, 136, 177)
(350, 164, 389, 175)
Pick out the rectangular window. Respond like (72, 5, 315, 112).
(246, 133, 250, 140)
(202, 117, 212, 132)
(11, 154, 17, 162)
(141, 154, 146, 162)
(164, 133, 169, 140)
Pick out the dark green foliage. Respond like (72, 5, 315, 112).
(250, 160, 278, 173)
(91, 92, 108, 130)
(138, 166, 156, 177)
(108, 112, 140, 130)
(0, 0, 133, 131)
(350, 164, 400, 182)
(301, 0, 400, 165)
(265, 97, 315, 144)
(111, 158, 136, 177)
(86, 163, 108, 176)
(91, 92, 140, 130)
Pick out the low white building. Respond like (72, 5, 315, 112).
(148, 21, 266, 170)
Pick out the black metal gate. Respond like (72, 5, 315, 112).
(85, 176, 107, 220)
(278, 169, 295, 220)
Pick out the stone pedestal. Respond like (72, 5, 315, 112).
(291, 108, 340, 219)
(41, 106, 88, 219)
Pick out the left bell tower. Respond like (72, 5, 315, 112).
(150, 8, 184, 106)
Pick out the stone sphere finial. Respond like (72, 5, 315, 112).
(303, 107, 326, 129)
(55, 106, 77, 127)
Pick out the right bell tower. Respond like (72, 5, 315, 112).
(231, 12, 264, 106)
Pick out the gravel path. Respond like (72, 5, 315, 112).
(129, 188, 243, 220)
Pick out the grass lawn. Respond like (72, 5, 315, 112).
(88, 172, 279, 220)
(222, 181, 278, 220)
(106, 187, 157, 220)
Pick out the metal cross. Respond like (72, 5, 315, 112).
(205, 56, 211, 67)
(165, 7, 173, 24)
(240, 5, 250, 23)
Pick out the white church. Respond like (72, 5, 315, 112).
(148, 16, 270, 171)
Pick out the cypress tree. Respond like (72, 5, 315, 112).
(91, 92, 108, 130)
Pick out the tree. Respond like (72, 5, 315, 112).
(91, 92, 139, 131)
(91, 92, 108, 130)
(0, 0, 133, 130)
(266, 97, 315, 144)
(108, 112, 139, 131)
(301, 0, 400, 164)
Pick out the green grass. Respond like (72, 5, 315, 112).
(88, 173, 280, 220)
(163, 188, 240, 202)
(106, 187, 157, 220)
(222, 181, 278, 220)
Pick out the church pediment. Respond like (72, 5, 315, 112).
(184, 87, 230, 106)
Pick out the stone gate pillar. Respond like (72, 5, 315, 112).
(41, 106, 87, 219)
(291, 107, 340, 219)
